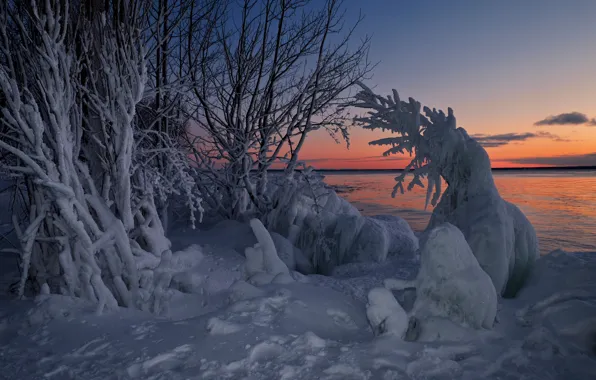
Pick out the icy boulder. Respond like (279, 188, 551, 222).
(302, 214, 419, 275)
(366, 287, 409, 338)
(427, 132, 539, 297)
(323, 215, 419, 272)
(268, 182, 418, 274)
(371, 214, 419, 256)
(386, 223, 497, 332)
(348, 217, 390, 263)
(244, 219, 293, 286)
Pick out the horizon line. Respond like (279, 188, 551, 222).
(269, 165, 596, 172)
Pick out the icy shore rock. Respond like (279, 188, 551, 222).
(366, 287, 409, 338)
(386, 223, 497, 332)
(288, 195, 419, 273)
(244, 219, 293, 286)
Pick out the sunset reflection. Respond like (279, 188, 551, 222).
(322, 171, 596, 255)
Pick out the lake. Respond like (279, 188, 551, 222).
(321, 170, 596, 255)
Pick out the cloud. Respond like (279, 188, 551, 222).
(505, 153, 596, 167)
(471, 131, 568, 148)
(534, 112, 593, 126)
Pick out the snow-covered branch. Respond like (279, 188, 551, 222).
(352, 83, 460, 209)
(186, 0, 372, 221)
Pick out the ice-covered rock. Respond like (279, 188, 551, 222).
(299, 213, 419, 275)
(243, 219, 292, 286)
(386, 223, 497, 333)
(366, 287, 409, 338)
(265, 177, 419, 275)
(349, 217, 390, 263)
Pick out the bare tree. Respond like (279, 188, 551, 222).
(186, 0, 372, 220)
(0, 0, 202, 312)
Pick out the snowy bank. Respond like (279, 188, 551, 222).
(1, 222, 595, 380)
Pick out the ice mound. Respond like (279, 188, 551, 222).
(427, 131, 539, 297)
(366, 287, 409, 338)
(515, 250, 596, 356)
(244, 219, 293, 286)
(270, 187, 419, 274)
(386, 223, 497, 334)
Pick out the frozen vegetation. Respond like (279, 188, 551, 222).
(353, 84, 539, 297)
(0, 1, 594, 379)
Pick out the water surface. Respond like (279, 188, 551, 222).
(321, 170, 596, 255)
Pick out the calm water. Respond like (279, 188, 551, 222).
(321, 170, 596, 255)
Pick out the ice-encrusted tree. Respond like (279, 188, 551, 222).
(0, 0, 202, 311)
(186, 0, 372, 221)
(352, 83, 539, 297)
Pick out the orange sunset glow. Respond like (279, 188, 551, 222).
(297, 0, 596, 170)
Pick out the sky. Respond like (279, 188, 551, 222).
(298, 0, 596, 169)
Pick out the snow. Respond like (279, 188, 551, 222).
(1, 216, 595, 380)
(0, 178, 594, 379)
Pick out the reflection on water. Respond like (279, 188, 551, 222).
(321, 170, 596, 255)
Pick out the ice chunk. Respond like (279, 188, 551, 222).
(412, 223, 497, 330)
(206, 317, 243, 335)
(249, 341, 284, 362)
(366, 287, 409, 338)
(250, 218, 290, 276)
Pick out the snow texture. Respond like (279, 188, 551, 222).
(1, 230, 595, 380)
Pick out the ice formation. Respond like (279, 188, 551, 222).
(426, 131, 540, 296)
(353, 84, 539, 296)
(244, 219, 292, 285)
(366, 287, 409, 338)
(269, 186, 419, 274)
(385, 223, 497, 333)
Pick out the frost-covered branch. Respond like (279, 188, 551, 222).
(0, 0, 203, 310)
(352, 83, 460, 209)
(186, 0, 372, 221)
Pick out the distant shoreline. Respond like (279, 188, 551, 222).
(271, 166, 596, 173)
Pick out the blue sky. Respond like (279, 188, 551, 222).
(299, 0, 596, 168)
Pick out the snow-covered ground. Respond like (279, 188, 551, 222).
(1, 216, 595, 380)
